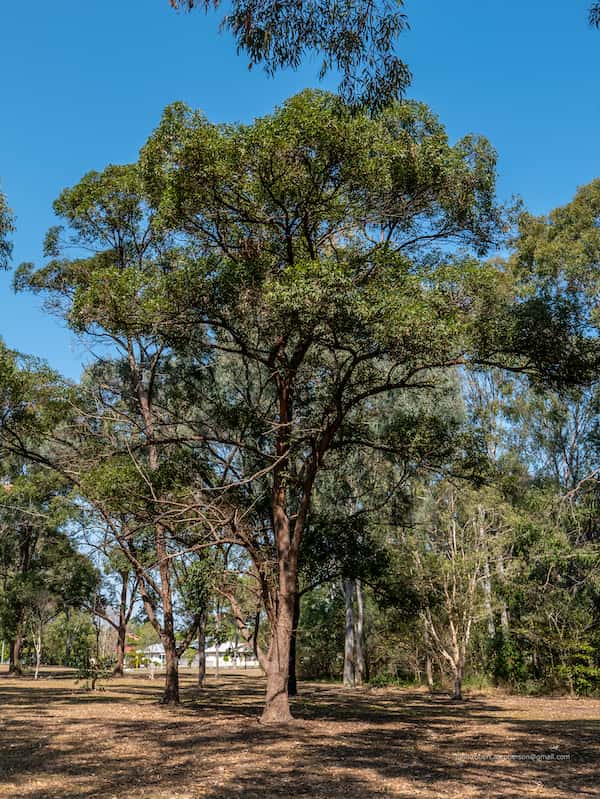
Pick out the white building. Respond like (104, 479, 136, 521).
(140, 640, 259, 669)
(143, 643, 167, 666)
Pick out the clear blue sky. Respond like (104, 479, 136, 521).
(1, 0, 599, 379)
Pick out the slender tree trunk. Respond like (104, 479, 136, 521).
(64, 608, 74, 666)
(215, 605, 221, 679)
(156, 521, 181, 705)
(343, 578, 356, 688)
(113, 624, 126, 677)
(157, 535, 180, 705)
(355, 579, 365, 686)
(287, 588, 301, 696)
(112, 572, 129, 677)
(453, 660, 464, 699)
(135, 360, 180, 706)
(33, 623, 42, 680)
(197, 610, 207, 688)
(483, 556, 495, 638)
(426, 654, 434, 692)
(9, 626, 23, 676)
(497, 554, 510, 636)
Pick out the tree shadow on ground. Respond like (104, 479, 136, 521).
(1, 672, 598, 799)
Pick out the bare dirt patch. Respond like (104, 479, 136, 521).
(0, 667, 598, 798)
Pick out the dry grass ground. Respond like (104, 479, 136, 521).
(0, 666, 599, 799)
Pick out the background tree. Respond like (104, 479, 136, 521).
(11, 165, 226, 704)
(90, 544, 140, 677)
(0, 459, 98, 676)
(0, 462, 71, 674)
(413, 483, 505, 700)
(0, 189, 14, 269)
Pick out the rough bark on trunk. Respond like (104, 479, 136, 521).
(261, 592, 295, 723)
(343, 578, 356, 688)
(161, 637, 180, 705)
(197, 610, 207, 688)
(257, 371, 319, 724)
(260, 486, 298, 723)
(355, 579, 365, 686)
(287, 589, 300, 697)
(453, 674, 463, 699)
(156, 523, 181, 705)
(113, 625, 126, 677)
(9, 629, 23, 676)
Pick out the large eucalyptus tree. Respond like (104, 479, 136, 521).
(136, 90, 592, 721)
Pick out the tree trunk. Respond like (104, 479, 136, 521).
(483, 556, 495, 638)
(426, 654, 434, 692)
(33, 624, 42, 680)
(453, 673, 463, 699)
(260, 500, 297, 724)
(138, 378, 180, 706)
(287, 589, 301, 696)
(452, 659, 464, 699)
(343, 578, 356, 688)
(261, 593, 295, 723)
(9, 628, 23, 676)
(215, 603, 221, 679)
(355, 579, 365, 686)
(258, 375, 315, 724)
(161, 637, 180, 705)
(64, 608, 74, 666)
(197, 610, 207, 688)
(156, 518, 180, 705)
(497, 554, 510, 636)
(113, 623, 126, 677)
(112, 572, 129, 677)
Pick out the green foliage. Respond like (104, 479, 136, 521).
(43, 611, 96, 667)
(296, 586, 344, 680)
(0, 450, 99, 666)
(75, 654, 115, 691)
(170, 0, 410, 111)
(180, 555, 220, 616)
